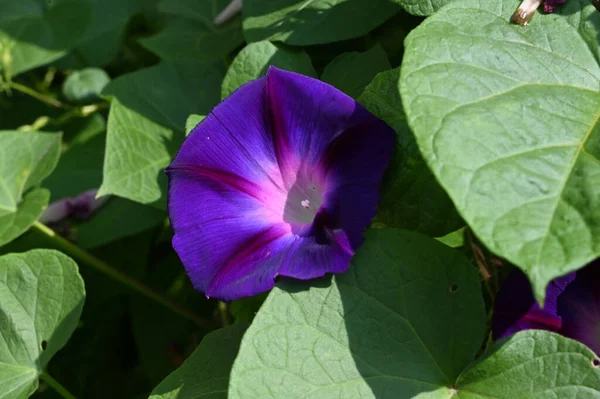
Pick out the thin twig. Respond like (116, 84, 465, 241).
(8, 82, 71, 109)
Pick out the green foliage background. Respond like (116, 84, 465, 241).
(0, 0, 598, 398)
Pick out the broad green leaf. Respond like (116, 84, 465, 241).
(357, 69, 461, 236)
(394, 0, 453, 16)
(0, 250, 85, 398)
(229, 229, 600, 397)
(0, 131, 61, 247)
(43, 122, 165, 248)
(400, 0, 600, 300)
(149, 323, 248, 399)
(321, 44, 391, 99)
(221, 41, 316, 99)
(99, 62, 224, 206)
(243, 0, 402, 45)
(139, 0, 244, 64)
(562, 0, 600, 64)
(0, 0, 91, 78)
(229, 229, 485, 398)
(185, 114, 205, 136)
(58, 0, 140, 68)
(455, 330, 600, 398)
(62, 68, 111, 104)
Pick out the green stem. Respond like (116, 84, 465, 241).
(8, 82, 71, 109)
(40, 373, 76, 399)
(32, 222, 215, 330)
(218, 301, 230, 327)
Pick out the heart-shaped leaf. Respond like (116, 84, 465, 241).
(400, 0, 600, 300)
(0, 250, 85, 398)
(394, 0, 453, 16)
(242, 0, 402, 45)
(321, 44, 391, 99)
(0, 0, 91, 77)
(99, 62, 223, 207)
(62, 68, 111, 104)
(229, 229, 485, 397)
(228, 229, 600, 397)
(139, 0, 244, 64)
(456, 330, 600, 398)
(0, 131, 61, 247)
(55, 0, 139, 68)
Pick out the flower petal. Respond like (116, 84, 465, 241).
(319, 106, 396, 247)
(266, 67, 357, 185)
(322, 185, 382, 248)
(168, 172, 275, 295)
(320, 105, 396, 187)
(170, 74, 285, 201)
(558, 260, 600, 355)
(492, 270, 574, 340)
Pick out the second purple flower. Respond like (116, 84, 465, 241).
(167, 67, 395, 300)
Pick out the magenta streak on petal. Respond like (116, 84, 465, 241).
(266, 73, 298, 188)
(495, 310, 562, 331)
(205, 224, 290, 296)
(324, 226, 354, 256)
(167, 164, 287, 215)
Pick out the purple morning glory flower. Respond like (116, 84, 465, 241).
(166, 67, 395, 301)
(492, 260, 600, 354)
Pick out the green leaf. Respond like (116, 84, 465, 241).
(0, 131, 61, 247)
(393, 0, 453, 16)
(43, 119, 165, 247)
(243, 0, 402, 45)
(0, 249, 85, 398)
(59, 0, 139, 68)
(0, 0, 92, 77)
(436, 226, 465, 248)
(139, 0, 244, 64)
(400, 0, 600, 300)
(456, 330, 600, 398)
(221, 40, 316, 100)
(185, 114, 205, 136)
(229, 229, 600, 397)
(99, 62, 224, 206)
(62, 68, 111, 104)
(76, 198, 165, 249)
(321, 45, 390, 99)
(357, 69, 461, 236)
(149, 323, 248, 399)
(229, 229, 485, 397)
